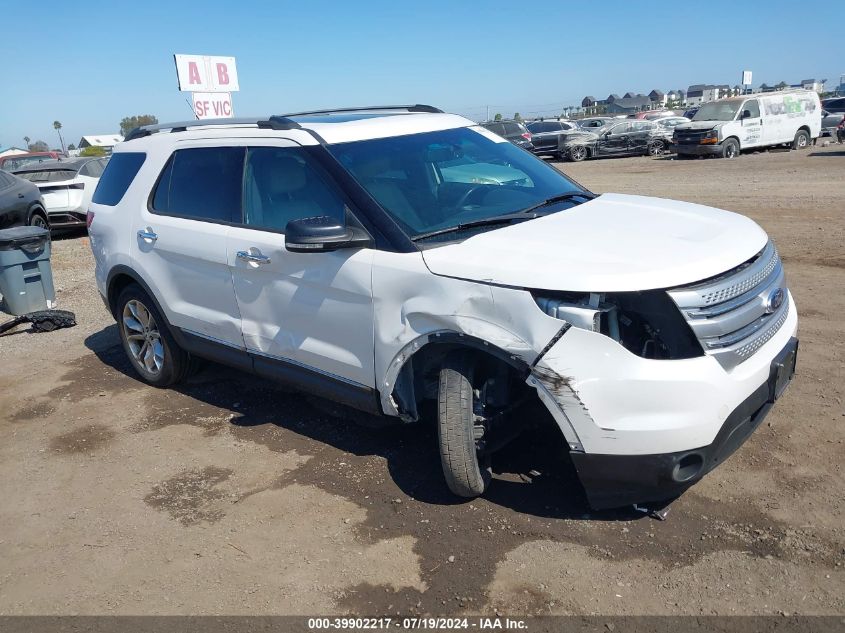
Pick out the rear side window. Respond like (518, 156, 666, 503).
(93, 152, 146, 206)
(152, 147, 244, 223)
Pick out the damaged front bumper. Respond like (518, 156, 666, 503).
(569, 337, 797, 509)
(529, 297, 798, 510)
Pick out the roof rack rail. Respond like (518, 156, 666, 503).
(276, 104, 444, 117)
(123, 117, 279, 142)
(122, 105, 443, 142)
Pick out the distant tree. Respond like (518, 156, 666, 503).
(513, 112, 522, 122)
(493, 113, 502, 121)
(79, 145, 107, 157)
(776, 81, 788, 90)
(67, 143, 76, 151)
(28, 140, 49, 152)
(120, 114, 158, 137)
(53, 120, 65, 153)
(23, 136, 30, 148)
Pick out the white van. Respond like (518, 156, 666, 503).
(673, 89, 821, 158)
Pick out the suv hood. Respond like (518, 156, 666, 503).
(421, 193, 768, 292)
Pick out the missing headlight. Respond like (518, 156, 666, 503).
(533, 290, 702, 360)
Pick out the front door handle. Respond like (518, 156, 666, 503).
(17, 193, 24, 198)
(237, 250, 271, 265)
(137, 228, 157, 243)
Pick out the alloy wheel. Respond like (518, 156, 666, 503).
(122, 299, 164, 375)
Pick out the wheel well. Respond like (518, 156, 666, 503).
(106, 272, 139, 318)
(390, 339, 532, 423)
(28, 205, 48, 222)
(798, 125, 811, 135)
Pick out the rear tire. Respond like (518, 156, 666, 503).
(721, 138, 740, 159)
(116, 284, 191, 387)
(792, 129, 810, 150)
(28, 209, 49, 230)
(437, 352, 491, 497)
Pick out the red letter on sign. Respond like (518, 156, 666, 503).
(216, 63, 230, 85)
(188, 61, 201, 85)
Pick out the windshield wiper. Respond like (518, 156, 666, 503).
(411, 192, 595, 242)
(412, 213, 534, 242)
(518, 191, 595, 216)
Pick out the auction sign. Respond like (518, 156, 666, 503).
(192, 92, 234, 120)
(175, 54, 239, 119)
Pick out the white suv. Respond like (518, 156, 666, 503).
(88, 105, 798, 510)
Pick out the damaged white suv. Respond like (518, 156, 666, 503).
(88, 105, 798, 509)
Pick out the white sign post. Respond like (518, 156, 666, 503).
(192, 92, 234, 120)
(741, 70, 753, 95)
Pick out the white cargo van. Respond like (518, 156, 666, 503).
(673, 89, 821, 158)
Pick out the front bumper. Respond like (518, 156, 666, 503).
(570, 337, 798, 509)
(672, 142, 724, 156)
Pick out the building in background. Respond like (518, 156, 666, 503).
(77, 134, 123, 154)
(0, 147, 28, 158)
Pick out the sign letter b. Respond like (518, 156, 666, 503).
(216, 63, 230, 85)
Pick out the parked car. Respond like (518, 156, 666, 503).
(525, 119, 577, 157)
(479, 120, 534, 150)
(821, 97, 845, 114)
(88, 105, 797, 510)
(575, 117, 617, 130)
(559, 120, 669, 161)
(0, 170, 49, 229)
(0, 151, 63, 172)
(674, 90, 821, 158)
(820, 110, 845, 137)
(12, 157, 109, 229)
(631, 110, 683, 120)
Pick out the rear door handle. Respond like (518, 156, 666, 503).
(237, 250, 271, 265)
(137, 228, 158, 243)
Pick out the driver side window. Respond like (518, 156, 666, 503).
(744, 100, 760, 118)
(242, 147, 346, 232)
(609, 123, 630, 135)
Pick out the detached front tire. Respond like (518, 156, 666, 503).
(116, 284, 191, 387)
(437, 352, 492, 497)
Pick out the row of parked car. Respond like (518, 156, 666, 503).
(0, 155, 108, 231)
(485, 90, 842, 162)
(482, 115, 691, 161)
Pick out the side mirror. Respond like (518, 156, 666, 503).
(284, 216, 372, 253)
(741, 109, 752, 119)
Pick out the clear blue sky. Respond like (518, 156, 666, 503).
(2, 0, 840, 150)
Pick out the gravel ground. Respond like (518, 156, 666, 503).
(0, 144, 843, 616)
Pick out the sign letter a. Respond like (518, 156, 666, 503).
(188, 61, 201, 84)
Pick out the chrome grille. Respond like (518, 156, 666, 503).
(668, 242, 789, 370)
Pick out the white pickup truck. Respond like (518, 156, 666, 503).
(674, 89, 821, 158)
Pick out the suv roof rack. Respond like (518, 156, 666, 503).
(123, 105, 444, 142)
(277, 104, 443, 117)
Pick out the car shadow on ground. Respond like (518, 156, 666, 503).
(808, 149, 845, 157)
(84, 325, 645, 522)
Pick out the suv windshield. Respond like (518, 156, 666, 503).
(328, 126, 584, 238)
(693, 101, 742, 121)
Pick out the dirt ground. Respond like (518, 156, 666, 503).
(0, 144, 843, 617)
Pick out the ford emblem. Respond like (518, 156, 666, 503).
(766, 288, 785, 314)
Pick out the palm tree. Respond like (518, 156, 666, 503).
(53, 121, 65, 154)
(24, 136, 30, 150)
